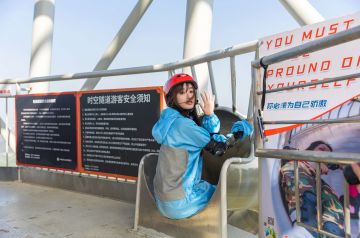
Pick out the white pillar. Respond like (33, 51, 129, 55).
(278, 0, 324, 26)
(28, 0, 55, 93)
(183, 0, 213, 92)
(81, 0, 153, 91)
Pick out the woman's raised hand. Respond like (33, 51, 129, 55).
(320, 163, 329, 175)
(199, 91, 215, 116)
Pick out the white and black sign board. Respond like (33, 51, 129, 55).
(79, 88, 161, 178)
(16, 93, 77, 169)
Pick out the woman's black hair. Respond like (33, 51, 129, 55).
(306, 140, 333, 152)
(166, 82, 196, 107)
(166, 82, 201, 125)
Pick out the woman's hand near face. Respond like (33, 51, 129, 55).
(320, 163, 329, 174)
(199, 91, 215, 116)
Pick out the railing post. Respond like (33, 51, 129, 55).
(316, 163, 322, 231)
(295, 161, 301, 223)
(5, 97, 9, 167)
(168, 70, 175, 78)
(230, 56, 237, 113)
(207, 62, 218, 108)
(133, 159, 143, 231)
(344, 181, 351, 238)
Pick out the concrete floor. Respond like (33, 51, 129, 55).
(0, 181, 139, 238)
(0, 181, 257, 238)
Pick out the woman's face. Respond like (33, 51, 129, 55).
(314, 143, 332, 152)
(176, 83, 195, 110)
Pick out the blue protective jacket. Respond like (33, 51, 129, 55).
(152, 107, 220, 219)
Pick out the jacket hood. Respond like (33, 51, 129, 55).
(152, 108, 182, 144)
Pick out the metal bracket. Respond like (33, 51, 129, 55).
(256, 109, 265, 140)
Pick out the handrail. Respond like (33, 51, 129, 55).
(252, 25, 360, 68)
(256, 149, 359, 164)
(263, 118, 360, 125)
(219, 156, 254, 238)
(0, 40, 257, 85)
(256, 72, 360, 95)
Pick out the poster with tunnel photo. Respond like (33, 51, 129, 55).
(16, 93, 77, 170)
(258, 12, 360, 238)
(78, 87, 163, 180)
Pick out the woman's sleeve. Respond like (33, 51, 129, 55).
(201, 114, 220, 134)
(169, 118, 211, 150)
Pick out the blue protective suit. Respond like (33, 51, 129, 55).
(152, 107, 220, 219)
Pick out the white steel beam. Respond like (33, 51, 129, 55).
(183, 0, 214, 92)
(278, 0, 324, 26)
(28, 0, 55, 93)
(80, 0, 153, 91)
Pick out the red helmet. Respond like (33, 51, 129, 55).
(164, 73, 198, 96)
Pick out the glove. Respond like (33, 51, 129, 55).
(204, 134, 228, 156)
(212, 134, 227, 143)
(231, 120, 253, 141)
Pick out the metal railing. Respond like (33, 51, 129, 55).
(252, 25, 360, 238)
(0, 40, 258, 179)
(0, 40, 257, 85)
